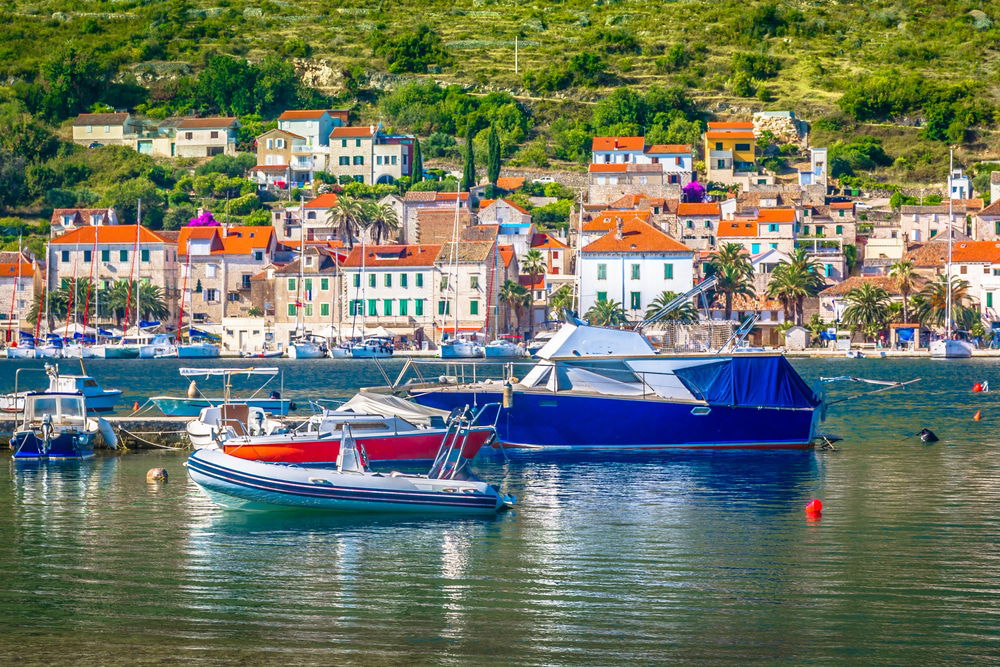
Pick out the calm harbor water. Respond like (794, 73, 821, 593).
(1, 357, 999, 664)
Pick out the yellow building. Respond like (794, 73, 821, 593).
(704, 121, 771, 185)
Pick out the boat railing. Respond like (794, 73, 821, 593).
(391, 358, 537, 389)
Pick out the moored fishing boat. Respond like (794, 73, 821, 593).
(350, 336, 394, 359)
(8, 392, 114, 460)
(151, 367, 293, 417)
(484, 336, 523, 358)
(0, 364, 122, 414)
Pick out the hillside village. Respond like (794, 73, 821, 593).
(2, 105, 1000, 354)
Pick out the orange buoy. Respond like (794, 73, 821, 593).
(805, 499, 822, 515)
(973, 383, 983, 393)
(974, 410, 982, 421)
(132, 401, 140, 411)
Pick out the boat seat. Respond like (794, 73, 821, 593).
(219, 404, 250, 437)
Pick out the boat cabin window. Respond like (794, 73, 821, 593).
(60, 398, 83, 418)
(33, 397, 59, 415)
(83, 379, 99, 387)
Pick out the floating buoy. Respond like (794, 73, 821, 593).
(973, 383, 983, 393)
(918, 428, 939, 443)
(974, 410, 982, 421)
(805, 499, 822, 515)
(132, 401, 139, 411)
(146, 467, 168, 483)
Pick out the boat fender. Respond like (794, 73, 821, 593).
(289, 402, 297, 411)
(146, 468, 168, 482)
(187, 380, 200, 399)
(98, 417, 118, 450)
(502, 382, 514, 408)
(918, 428, 938, 443)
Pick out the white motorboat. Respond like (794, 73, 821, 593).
(140, 334, 178, 359)
(328, 344, 351, 359)
(929, 339, 973, 359)
(185, 403, 286, 448)
(484, 337, 523, 358)
(9, 392, 108, 460)
(1, 363, 122, 414)
(177, 342, 219, 358)
(6, 345, 37, 359)
(350, 337, 394, 359)
(288, 335, 327, 359)
(439, 336, 484, 359)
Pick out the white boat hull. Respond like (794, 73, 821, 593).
(288, 343, 325, 359)
(439, 342, 484, 359)
(484, 342, 522, 358)
(140, 344, 178, 359)
(6, 347, 37, 359)
(930, 339, 973, 358)
(177, 344, 220, 358)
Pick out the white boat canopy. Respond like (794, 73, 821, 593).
(179, 367, 279, 377)
(536, 323, 655, 360)
(341, 392, 450, 427)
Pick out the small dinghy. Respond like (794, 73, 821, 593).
(186, 408, 513, 514)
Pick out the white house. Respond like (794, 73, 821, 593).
(952, 241, 1000, 323)
(276, 109, 348, 148)
(579, 217, 695, 321)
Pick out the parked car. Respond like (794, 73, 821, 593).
(87, 142, 103, 149)
(534, 176, 555, 184)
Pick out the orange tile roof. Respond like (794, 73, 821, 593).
(677, 203, 721, 217)
(819, 276, 919, 297)
(496, 177, 525, 191)
(645, 144, 691, 154)
(278, 110, 329, 120)
(829, 202, 855, 210)
(499, 244, 516, 267)
(220, 227, 275, 255)
(480, 198, 530, 215)
(259, 128, 305, 140)
(177, 117, 237, 129)
(584, 210, 652, 232)
(304, 193, 340, 209)
(341, 244, 442, 268)
(588, 164, 628, 173)
(607, 194, 652, 209)
(952, 241, 1000, 263)
(0, 261, 33, 278)
(50, 225, 170, 245)
(177, 227, 223, 255)
(330, 126, 376, 138)
(718, 221, 758, 237)
(706, 131, 755, 140)
(755, 208, 796, 223)
(592, 137, 645, 152)
(583, 218, 691, 254)
(531, 233, 570, 250)
(252, 164, 289, 171)
(707, 121, 754, 130)
(519, 274, 545, 290)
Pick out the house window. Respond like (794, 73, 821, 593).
(802, 226, 810, 236)
(354, 176, 363, 183)
(61, 250, 69, 263)
(438, 300, 450, 315)
(715, 142, 723, 151)
(321, 278, 329, 291)
(705, 221, 712, 229)
(470, 275, 480, 289)
(440, 275, 449, 290)
(355, 139, 362, 147)
(825, 264, 833, 278)
(413, 299, 424, 316)
(751, 243, 761, 254)
(304, 304, 313, 316)
(383, 299, 392, 316)
(210, 131, 218, 139)
(470, 299, 479, 315)
(368, 299, 377, 316)
(988, 292, 994, 308)
(341, 139, 347, 148)
(349, 300, 362, 316)
(83, 250, 92, 262)
(287, 303, 296, 317)
(399, 299, 408, 316)
(835, 225, 843, 235)
(816, 226, 825, 236)
(184, 132, 193, 140)
(87, 125, 93, 133)
(353, 156, 364, 165)
(369, 273, 376, 288)
(803, 209, 810, 217)
(287, 278, 296, 291)
(930, 229, 938, 237)
(401, 273, 408, 288)
(597, 264, 607, 280)
(339, 157, 349, 166)
(686, 220, 694, 229)
(768, 224, 779, 233)
(770, 243, 778, 250)
(415, 273, 424, 287)
(597, 291, 608, 302)
(838, 210, 845, 217)
(254, 251, 263, 261)
(376, 156, 382, 165)
(384, 273, 392, 287)
(630, 292, 641, 310)
(242, 274, 252, 289)
(304, 278, 313, 294)
(717, 160, 725, 169)
(101, 250, 110, 262)
(664, 263, 673, 279)
(321, 303, 330, 317)
(104, 125, 110, 132)
(735, 143, 751, 151)
(141, 249, 150, 262)
(960, 265, 968, 275)
(391, 156, 397, 165)
(204, 288, 218, 302)
(266, 139, 273, 149)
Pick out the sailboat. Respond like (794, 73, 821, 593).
(175, 228, 219, 358)
(438, 185, 483, 359)
(930, 149, 974, 359)
(288, 201, 327, 360)
(348, 224, 392, 359)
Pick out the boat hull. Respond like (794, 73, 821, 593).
(411, 390, 817, 450)
(288, 344, 325, 359)
(484, 345, 521, 358)
(186, 449, 507, 514)
(6, 347, 37, 359)
(102, 346, 140, 359)
(152, 397, 292, 417)
(929, 339, 973, 358)
(177, 344, 220, 358)
(223, 427, 495, 464)
(10, 430, 95, 460)
(439, 343, 484, 359)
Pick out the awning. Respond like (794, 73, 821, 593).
(435, 326, 484, 333)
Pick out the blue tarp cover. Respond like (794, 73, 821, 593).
(897, 328, 914, 342)
(675, 356, 819, 409)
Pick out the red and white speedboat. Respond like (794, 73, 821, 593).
(205, 393, 497, 465)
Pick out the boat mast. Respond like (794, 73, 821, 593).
(449, 182, 460, 340)
(64, 240, 78, 337)
(83, 225, 98, 337)
(6, 234, 20, 343)
(136, 198, 142, 331)
(297, 196, 304, 337)
(946, 149, 954, 341)
(178, 245, 191, 344)
(574, 192, 583, 316)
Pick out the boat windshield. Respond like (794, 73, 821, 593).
(60, 397, 84, 417)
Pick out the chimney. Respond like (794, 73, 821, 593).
(369, 124, 375, 135)
(615, 217, 624, 240)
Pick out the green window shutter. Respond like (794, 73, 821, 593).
(119, 250, 128, 262)
(369, 274, 376, 288)
(470, 300, 479, 315)
(400, 273, 408, 288)
(353, 274, 360, 287)
(368, 299, 377, 316)
(770, 243, 778, 250)
(101, 249, 109, 262)
(304, 278, 312, 292)
(630, 292, 641, 310)
(597, 291, 607, 302)
(287, 278, 296, 291)
(305, 304, 313, 316)
(355, 139, 361, 147)
(438, 300, 446, 315)
(320, 278, 329, 291)
(664, 263, 673, 279)
(320, 303, 329, 317)
(383, 299, 392, 316)
(414, 299, 423, 316)
(988, 292, 994, 308)
(141, 249, 150, 262)
(597, 264, 607, 280)
(384, 273, 392, 287)
(287, 303, 296, 316)
(825, 264, 833, 278)
(631, 264, 640, 280)
(751, 243, 760, 254)
(84, 250, 92, 262)
(399, 299, 408, 316)
(415, 273, 424, 287)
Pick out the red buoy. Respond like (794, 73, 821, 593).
(974, 410, 982, 421)
(805, 499, 823, 515)
(132, 401, 140, 411)
(973, 383, 983, 393)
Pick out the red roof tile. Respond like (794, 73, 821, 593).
(592, 137, 646, 152)
(304, 193, 340, 209)
(582, 218, 692, 254)
(707, 121, 754, 130)
(342, 244, 441, 268)
(588, 164, 628, 173)
(278, 110, 329, 120)
(499, 244, 516, 268)
(706, 131, 755, 140)
(252, 164, 290, 171)
(0, 261, 33, 278)
(755, 208, 796, 223)
(495, 177, 525, 191)
(330, 126, 376, 139)
(480, 198, 530, 215)
(519, 274, 545, 290)
(718, 221, 758, 237)
(677, 203, 721, 217)
(645, 144, 691, 154)
(530, 233, 570, 250)
(51, 225, 170, 245)
(177, 117, 237, 129)
(952, 241, 1000, 263)
(829, 202, 855, 210)
(584, 210, 652, 233)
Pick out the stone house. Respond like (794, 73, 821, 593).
(327, 125, 414, 185)
(49, 208, 119, 238)
(673, 202, 721, 250)
(271, 193, 342, 243)
(71, 113, 136, 148)
(0, 250, 37, 340)
(276, 109, 348, 148)
(399, 192, 471, 244)
(175, 117, 239, 158)
(271, 247, 343, 343)
(252, 128, 312, 188)
(434, 240, 500, 342)
(477, 199, 532, 226)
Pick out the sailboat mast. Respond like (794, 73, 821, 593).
(135, 198, 142, 329)
(297, 196, 304, 335)
(946, 149, 954, 340)
(574, 193, 583, 314)
(6, 235, 20, 342)
(450, 183, 460, 338)
(178, 248, 190, 344)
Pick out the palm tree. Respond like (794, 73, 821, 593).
(841, 282, 891, 341)
(766, 249, 825, 325)
(325, 195, 365, 247)
(913, 275, 978, 331)
(644, 291, 699, 324)
(102, 280, 134, 327)
(709, 243, 754, 320)
(888, 260, 917, 323)
(520, 248, 546, 339)
(585, 298, 627, 327)
(366, 201, 400, 245)
(548, 284, 575, 321)
(136, 282, 170, 322)
(499, 279, 530, 334)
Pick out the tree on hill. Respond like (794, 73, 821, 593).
(411, 138, 424, 184)
(461, 128, 476, 192)
(487, 126, 501, 186)
(373, 25, 452, 74)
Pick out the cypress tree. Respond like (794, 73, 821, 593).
(461, 128, 476, 191)
(411, 137, 423, 183)
(487, 125, 501, 185)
